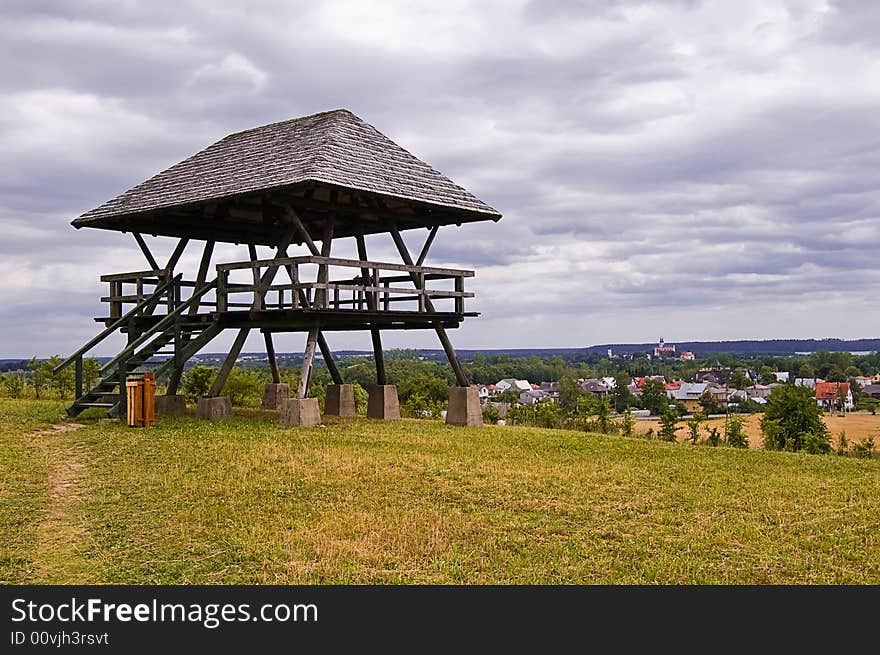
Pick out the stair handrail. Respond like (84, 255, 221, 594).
(54, 274, 183, 374)
(99, 278, 218, 378)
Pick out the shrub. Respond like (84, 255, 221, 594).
(619, 407, 634, 438)
(182, 365, 217, 402)
(706, 426, 721, 447)
(851, 436, 875, 459)
(352, 382, 369, 416)
(658, 406, 679, 442)
(1, 372, 25, 399)
(802, 431, 831, 455)
(725, 415, 749, 449)
(685, 412, 704, 445)
(223, 367, 264, 407)
(401, 393, 444, 419)
(482, 403, 500, 424)
(836, 431, 849, 456)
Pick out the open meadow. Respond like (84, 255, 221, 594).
(2, 398, 879, 584)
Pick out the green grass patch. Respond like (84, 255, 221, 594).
(2, 399, 879, 583)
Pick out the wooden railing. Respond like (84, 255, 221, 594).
(215, 256, 474, 315)
(99, 268, 219, 318)
(55, 274, 182, 400)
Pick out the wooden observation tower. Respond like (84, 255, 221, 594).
(55, 109, 501, 426)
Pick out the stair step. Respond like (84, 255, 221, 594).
(76, 402, 114, 408)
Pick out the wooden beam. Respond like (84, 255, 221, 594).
(389, 225, 470, 387)
(355, 226, 376, 311)
(318, 333, 343, 385)
(371, 328, 386, 385)
(248, 244, 262, 310)
(166, 240, 214, 395)
(133, 233, 160, 271)
(297, 326, 319, 398)
(284, 206, 320, 256)
(263, 332, 281, 384)
(416, 225, 439, 266)
(165, 238, 190, 272)
(208, 327, 250, 397)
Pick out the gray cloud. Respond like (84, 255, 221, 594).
(1, 0, 879, 357)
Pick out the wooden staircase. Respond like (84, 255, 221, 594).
(56, 277, 220, 418)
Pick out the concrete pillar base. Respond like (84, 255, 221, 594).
(446, 386, 483, 427)
(155, 395, 186, 415)
(196, 396, 232, 420)
(279, 397, 322, 427)
(325, 384, 356, 417)
(367, 384, 400, 420)
(262, 383, 290, 410)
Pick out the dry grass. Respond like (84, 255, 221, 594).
(635, 412, 880, 449)
(2, 399, 880, 584)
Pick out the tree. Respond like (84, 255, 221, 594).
(495, 389, 520, 405)
(760, 384, 829, 452)
(83, 358, 101, 391)
(844, 365, 862, 379)
(558, 373, 583, 411)
(699, 389, 722, 415)
(398, 375, 448, 404)
(725, 414, 748, 448)
(729, 370, 751, 390)
(28, 357, 46, 399)
(640, 379, 668, 416)
(758, 366, 778, 385)
(825, 367, 846, 383)
(658, 406, 679, 442)
(594, 396, 612, 434)
(611, 372, 635, 412)
(45, 355, 73, 398)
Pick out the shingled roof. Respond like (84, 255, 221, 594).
(72, 109, 501, 245)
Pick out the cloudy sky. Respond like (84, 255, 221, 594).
(2, 0, 879, 357)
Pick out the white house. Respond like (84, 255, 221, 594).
(496, 379, 532, 394)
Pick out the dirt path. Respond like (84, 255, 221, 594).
(27, 423, 94, 582)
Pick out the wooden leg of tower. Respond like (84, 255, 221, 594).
(371, 328, 386, 385)
(436, 327, 470, 387)
(264, 331, 281, 384)
(297, 327, 319, 399)
(208, 328, 250, 397)
(318, 332, 343, 385)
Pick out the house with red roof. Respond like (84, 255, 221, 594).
(815, 382, 854, 412)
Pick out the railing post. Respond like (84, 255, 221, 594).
(291, 264, 299, 309)
(383, 281, 390, 312)
(75, 355, 83, 400)
(370, 269, 379, 311)
(418, 272, 426, 312)
(455, 276, 464, 315)
(217, 270, 227, 312)
(110, 281, 122, 320)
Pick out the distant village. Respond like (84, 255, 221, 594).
(479, 338, 880, 417)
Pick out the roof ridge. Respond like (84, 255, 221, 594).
(222, 108, 354, 141)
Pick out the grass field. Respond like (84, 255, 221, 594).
(634, 412, 880, 449)
(2, 398, 879, 584)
